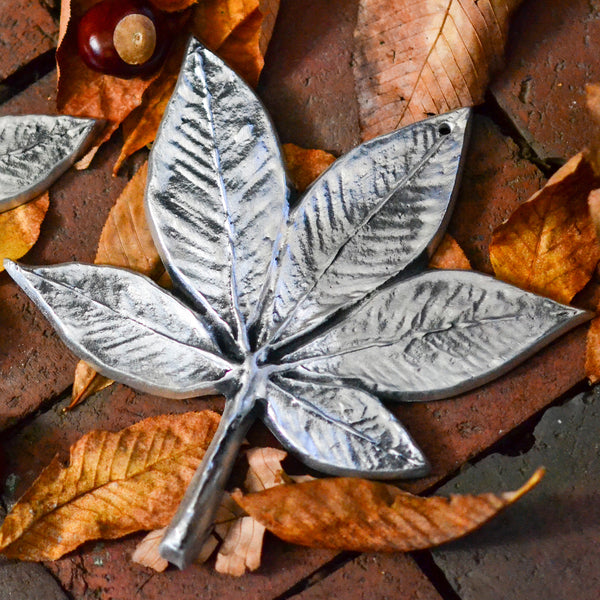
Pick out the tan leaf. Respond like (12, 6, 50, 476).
(0, 412, 220, 561)
(132, 527, 220, 571)
(215, 447, 287, 576)
(429, 234, 471, 270)
(353, 0, 523, 139)
(234, 468, 544, 552)
(70, 361, 112, 409)
(131, 528, 169, 572)
(282, 143, 336, 193)
(490, 153, 600, 304)
(0, 193, 49, 271)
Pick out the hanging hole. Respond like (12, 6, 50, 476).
(438, 122, 452, 136)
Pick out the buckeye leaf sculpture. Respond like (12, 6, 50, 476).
(4, 39, 591, 568)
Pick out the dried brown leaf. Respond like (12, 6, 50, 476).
(131, 527, 170, 572)
(282, 143, 336, 193)
(0, 412, 220, 561)
(0, 193, 49, 271)
(490, 153, 600, 304)
(56, 0, 186, 168)
(234, 468, 544, 552)
(353, 0, 523, 140)
(151, 0, 198, 11)
(429, 234, 471, 270)
(70, 361, 112, 409)
(113, 39, 188, 174)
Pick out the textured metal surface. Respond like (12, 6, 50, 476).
(279, 270, 591, 401)
(4, 39, 590, 568)
(4, 262, 234, 398)
(145, 40, 288, 349)
(263, 376, 428, 478)
(260, 108, 471, 349)
(0, 115, 100, 213)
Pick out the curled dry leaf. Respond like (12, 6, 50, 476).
(282, 143, 336, 193)
(0, 193, 49, 271)
(490, 153, 600, 304)
(0, 412, 220, 561)
(353, 0, 523, 139)
(234, 468, 544, 552)
(429, 234, 471, 270)
(214, 447, 287, 576)
(114, 0, 280, 172)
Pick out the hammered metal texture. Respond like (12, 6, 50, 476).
(279, 270, 591, 401)
(260, 109, 471, 349)
(4, 39, 592, 568)
(145, 41, 288, 350)
(4, 262, 234, 398)
(0, 115, 99, 213)
(262, 376, 429, 478)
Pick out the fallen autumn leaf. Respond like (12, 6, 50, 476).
(490, 153, 600, 304)
(0, 193, 49, 271)
(234, 468, 544, 552)
(0, 412, 220, 561)
(353, 0, 524, 140)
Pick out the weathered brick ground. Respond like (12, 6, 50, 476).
(0, 1, 599, 598)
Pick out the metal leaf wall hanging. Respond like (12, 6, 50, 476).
(0, 115, 100, 213)
(4, 39, 591, 569)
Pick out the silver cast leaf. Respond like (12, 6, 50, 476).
(5, 38, 592, 568)
(279, 270, 590, 401)
(261, 109, 470, 349)
(0, 115, 100, 213)
(146, 41, 288, 350)
(263, 376, 429, 478)
(5, 262, 234, 398)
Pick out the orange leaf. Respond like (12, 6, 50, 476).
(282, 143, 336, 193)
(71, 160, 167, 407)
(0, 412, 220, 561)
(0, 193, 49, 271)
(429, 234, 471, 270)
(490, 153, 600, 304)
(234, 468, 544, 552)
(353, 0, 523, 139)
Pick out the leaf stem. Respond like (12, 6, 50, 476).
(159, 366, 259, 569)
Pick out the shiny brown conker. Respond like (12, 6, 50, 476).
(77, 0, 170, 78)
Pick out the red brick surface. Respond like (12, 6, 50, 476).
(0, 0, 57, 80)
(293, 554, 443, 600)
(491, 0, 600, 161)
